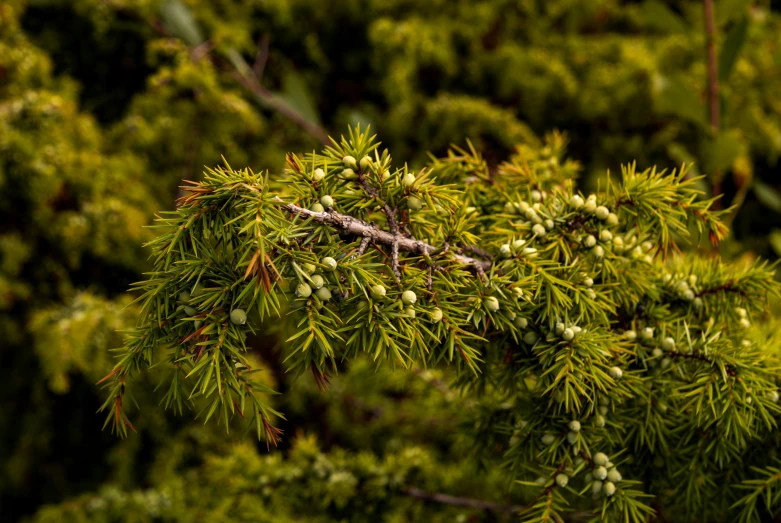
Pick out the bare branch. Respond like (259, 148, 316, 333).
(277, 200, 493, 272)
(402, 487, 521, 514)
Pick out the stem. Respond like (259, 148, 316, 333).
(402, 487, 521, 514)
(278, 200, 493, 272)
(704, 0, 722, 209)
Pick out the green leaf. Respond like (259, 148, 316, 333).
(769, 230, 781, 257)
(716, 0, 751, 25)
(654, 75, 707, 128)
(754, 181, 781, 213)
(702, 129, 743, 174)
(641, 1, 687, 33)
(160, 0, 204, 47)
(718, 16, 749, 83)
(275, 71, 322, 126)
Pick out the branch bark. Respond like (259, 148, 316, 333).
(703, 0, 722, 210)
(402, 487, 521, 514)
(277, 200, 493, 273)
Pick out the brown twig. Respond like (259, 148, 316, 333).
(276, 199, 492, 272)
(704, 0, 722, 210)
(402, 487, 521, 514)
(253, 34, 270, 81)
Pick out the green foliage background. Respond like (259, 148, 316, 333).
(2, 0, 781, 520)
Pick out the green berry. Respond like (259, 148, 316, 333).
(523, 332, 539, 345)
(401, 290, 417, 306)
(562, 328, 575, 341)
(592, 480, 603, 494)
(624, 330, 637, 341)
(596, 415, 606, 427)
(594, 246, 605, 258)
(407, 196, 424, 210)
(609, 366, 623, 379)
(310, 274, 325, 289)
(607, 468, 622, 483)
(320, 195, 334, 208)
(405, 307, 416, 319)
(599, 405, 609, 415)
(606, 213, 619, 226)
(541, 434, 556, 445)
(662, 337, 675, 351)
(402, 172, 416, 187)
(192, 283, 205, 296)
(544, 219, 554, 230)
(513, 287, 524, 298)
(296, 282, 312, 298)
(583, 277, 594, 288)
(600, 229, 613, 242)
(342, 155, 357, 169)
(603, 481, 616, 496)
(596, 206, 610, 220)
(485, 296, 500, 312)
(584, 235, 597, 248)
(651, 348, 663, 358)
(310, 202, 325, 213)
(569, 420, 581, 432)
(304, 263, 317, 274)
(594, 466, 608, 480)
(179, 291, 191, 303)
(342, 167, 356, 178)
(322, 257, 338, 272)
(567, 431, 578, 444)
(584, 199, 597, 213)
(532, 223, 546, 237)
(503, 202, 516, 214)
(359, 156, 372, 170)
(184, 306, 197, 316)
(514, 316, 528, 329)
(660, 357, 671, 369)
(499, 244, 512, 258)
(371, 285, 386, 300)
(230, 308, 247, 325)
(522, 247, 538, 258)
(555, 473, 569, 487)
(312, 168, 325, 182)
(593, 452, 609, 466)
(524, 208, 537, 220)
(315, 286, 331, 301)
(570, 195, 584, 208)
(430, 308, 443, 322)
(641, 327, 654, 340)
(531, 190, 542, 202)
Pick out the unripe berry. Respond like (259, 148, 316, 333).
(514, 317, 528, 329)
(312, 168, 325, 182)
(599, 230, 613, 242)
(592, 480, 603, 494)
(651, 348, 663, 358)
(430, 308, 443, 323)
(606, 213, 619, 226)
(342, 168, 356, 178)
(485, 296, 500, 312)
(570, 195, 584, 208)
(584, 199, 597, 213)
(682, 289, 695, 301)
(184, 306, 197, 316)
(405, 307, 416, 318)
(598, 405, 609, 415)
(555, 323, 565, 335)
(593, 452, 609, 466)
(532, 223, 547, 237)
(523, 332, 539, 345)
(407, 196, 424, 210)
(594, 466, 608, 480)
(693, 297, 703, 309)
(567, 431, 578, 444)
(736, 307, 747, 318)
(402, 172, 416, 187)
(609, 366, 623, 379)
(517, 201, 530, 213)
(584, 277, 594, 288)
(310, 202, 325, 213)
(739, 318, 751, 329)
(401, 290, 417, 306)
(296, 282, 312, 298)
(595, 206, 610, 220)
(524, 208, 537, 220)
(531, 190, 542, 202)
(322, 257, 338, 272)
(624, 330, 637, 341)
(594, 246, 605, 258)
(342, 155, 357, 169)
(310, 274, 325, 289)
(562, 328, 575, 341)
(596, 415, 606, 427)
(499, 244, 512, 258)
(607, 469, 622, 483)
(359, 156, 371, 170)
(192, 283, 205, 296)
(315, 286, 331, 301)
(584, 235, 597, 248)
(179, 291, 191, 303)
(522, 247, 538, 258)
(555, 474, 569, 487)
(662, 337, 675, 351)
(544, 219, 554, 230)
(503, 202, 516, 214)
(513, 287, 524, 298)
(569, 420, 581, 432)
(320, 195, 334, 209)
(230, 308, 247, 325)
(371, 285, 386, 300)
(541, 434, 556, 445)
(769, 390, 780, 403)
(512, 239, 526, 251)
(603, 481, 616, 496)
(641, 327, 654, 340)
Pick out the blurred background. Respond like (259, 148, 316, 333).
(2, 0, 781, 520)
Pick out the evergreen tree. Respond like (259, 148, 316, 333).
(99, 127, 781, 521)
